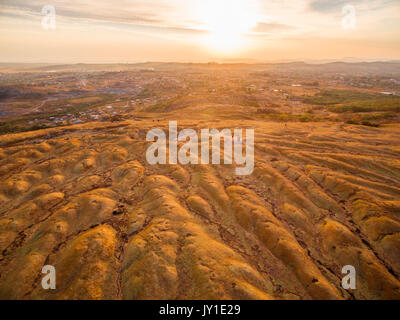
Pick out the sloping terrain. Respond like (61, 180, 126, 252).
(0, 117, 399, 300)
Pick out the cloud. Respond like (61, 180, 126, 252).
(0, 0, 212, 37)
(251, 22, 294, 33)
(309, 0, 351, 13)
(308, 0, 398, 13)
(0, 0, 162, 24)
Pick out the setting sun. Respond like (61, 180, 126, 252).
(197, 0, 259, 53)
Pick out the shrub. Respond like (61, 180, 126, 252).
(361, 121, 380, 127)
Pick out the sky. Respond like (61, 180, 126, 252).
(0, 0, 399, 63)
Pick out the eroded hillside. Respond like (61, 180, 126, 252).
(0, 119, 399, 300)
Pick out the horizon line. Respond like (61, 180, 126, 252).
(1, 59, 400, 66)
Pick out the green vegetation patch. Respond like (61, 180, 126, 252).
(302, 89, 400, 116)
(345, 120, 380, 127)
(0, 122, 55, 135)
(329, 98, 400, 113)
(302, 89, 378, 106)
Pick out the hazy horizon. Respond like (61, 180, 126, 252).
(1, 58, 400, 65)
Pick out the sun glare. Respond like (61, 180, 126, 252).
(198, 0, 259, 53)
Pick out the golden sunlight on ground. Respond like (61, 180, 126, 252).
(198, 0, 258, 53)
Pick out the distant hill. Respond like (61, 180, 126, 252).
(0, 61, 400, 75)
